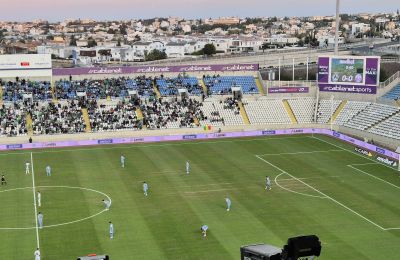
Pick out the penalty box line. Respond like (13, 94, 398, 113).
(255, 154, 387, 231)
(257, 149, 344, 156)
(347, 164, 400, 231)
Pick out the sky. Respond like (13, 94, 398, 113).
(0, 0, 398, 22)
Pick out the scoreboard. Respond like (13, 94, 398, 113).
(318, 55, 380, 94)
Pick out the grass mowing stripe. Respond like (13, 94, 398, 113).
(30, 152, 40, 249)
(255, 155, 387, 230)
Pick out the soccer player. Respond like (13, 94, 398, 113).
(37, 212, 43, 229)
(34, 248, 40, 260)
(37, 191, 41, 207)
(25, 162, 30, 174)
(1, 175, 6, 185)
(109, 221, 114, 239)
(102, 199, 111, 210)
(186, 161, 190, 174)
(143, 182, 148, 196)
(45, 165, 51, 177)
(265, 176, 271, 190)
(225, 197, 231, 211)
(201, 225, 208, 237)
(120, 154, 125, 168)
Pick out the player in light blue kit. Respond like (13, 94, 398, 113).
(265, 176, 271, 190)
(186, 161, 190, 174)
(201, 225, 208, 237)
(102, 199, 111, 210)
(109, 221, 114, 239)
(143, 182, 148, 196)
(225, 197, 231, 211)
(37, 212, 43, 229)
(45, 166, 51, 177)
(120, 154, 125, 168)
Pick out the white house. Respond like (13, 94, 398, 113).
(352, 23, 371, 35)
(132, 41, 165, 57)
(165, 42, 188, 58)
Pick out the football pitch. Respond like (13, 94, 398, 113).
(0, 134, 399, 259)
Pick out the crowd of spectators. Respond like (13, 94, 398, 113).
(155, 75, 203, 96)
(141, 98, 205, 129)
(2, 80, 51, 101)
(31, 101, 86, 135)
(86, 98, 142, 132)
(203, 75, 258, 95)
(55, 76, 156, 100)
(0, 103, 28, 137)
(223, 98, 241, 115)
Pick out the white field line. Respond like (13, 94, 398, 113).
(256, 154, 386, 230)
(309, 136, 398, 171)
(349, 163, 379, 166)
(258, 149, 343, 156)
(347, 165, 400, 190)
(0, 136, 308, 156)
(30, 152, 40, 248)
(0, 185, 112, 230)
(277, 176, 340, 182)
(384, 227, 400, 230)
(274, 173, 326, 199)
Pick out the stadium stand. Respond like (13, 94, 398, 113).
(155, 76, 202, 96)
(203, 76, 258, 95)
(369, 114, 400, 140)
(0, 102, 28, 137)
(31, 101, 86, 135)
(343, 103, 400, 131)
(141, 98, 204, 129)
(2, 80, 51, 101)
(199, 97, 244, 126)
(382, 84, 400, 101)
(287, 98, 316, 124)
(55, 77, 156, 100)
(86, 99, 142, 132)
(316, 99, 342, 123)
(333, 101, 371, 126)
(243, 97, 291, 125)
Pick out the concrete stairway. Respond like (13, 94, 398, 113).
(255, 77, 265, 95)
(81, 108, 92, 133)
(51, 81, 57, 102)
(238, 101, 251, 125)
(152, 82, 161, 98)
(282, 100, 298, 124)
(136, 107, 147, 129)
(198, 78, 208, 94)
(26, 113, 33, 136)
(329, 100, 347, 124)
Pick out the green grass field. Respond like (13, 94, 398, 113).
(0, 134, 399, 259)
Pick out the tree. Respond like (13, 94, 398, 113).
(145, 49, 167, 61)
(69, 35, 77, 46)
(203, 44, 216, 56)
(119, 24, 127, 35)
(87, 37, 97, 48)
